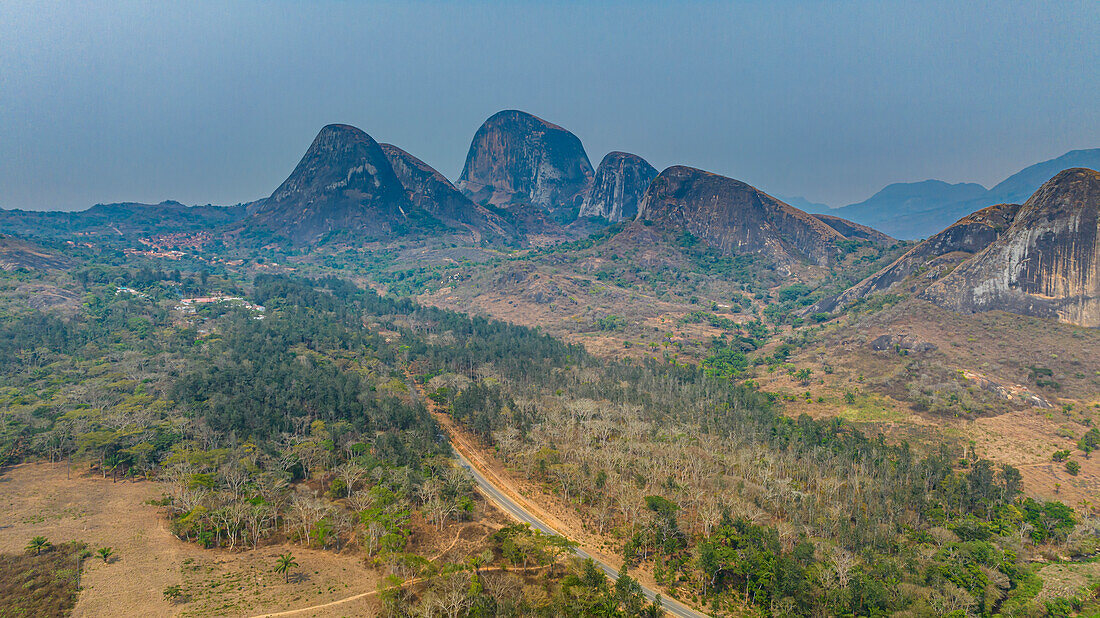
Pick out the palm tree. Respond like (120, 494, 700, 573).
(96, 547, 113, 564)
(26, 536, 51, 556)
(273, 552, 298, 583)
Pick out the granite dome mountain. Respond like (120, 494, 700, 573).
(635, 165, 847, 266)
(250, 124, 517, 244)
(250, 124, 414, 244)
(578, 151, 658, 222)
(813, 166, 1100, 327)
(457, 110, 594, 215)
(811, 201, 1021, 313)
(923, 168, 1100, 327)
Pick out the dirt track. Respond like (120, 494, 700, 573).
(0, 463, 384, 617)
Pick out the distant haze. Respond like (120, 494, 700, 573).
(1, 1, 1098, 211)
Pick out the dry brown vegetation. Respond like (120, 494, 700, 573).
(0, 463, 510, 617)
(759, 298, 1100, 505)
(0, 540, 85, 618)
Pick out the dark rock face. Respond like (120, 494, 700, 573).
(923, 168, 1100, 327)
(635, 166, 845, 266)
(812, 214, 895, 245)
(812, 202, 1020, 313)
(869, 334, 894, 351)
(252, 124, 412, 243)
(457, 110, 593, 213)
(380, 143, 474, 223)
(379, 143, 516, 240)
(578, 152, 658, 221)
(869, 333, 936, 353)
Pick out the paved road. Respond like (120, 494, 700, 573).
(403, 373, 708, 617)
(449, 441, 709, 618)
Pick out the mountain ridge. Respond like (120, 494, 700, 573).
(635, 165, 846, 266)
(829, 148, 1100, 239)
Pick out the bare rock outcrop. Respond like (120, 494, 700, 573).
(380, 143, 514, 239)
(578, 152, 657, 221)
(923, 168, 1100, 327)
(457, 110, 593, 214)
(635, 166, 845, 266)
(812, 202, 1020, 313)
(0, 235, 71, 270)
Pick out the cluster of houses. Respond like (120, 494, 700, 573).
(115, 286, 150, 298)
(176, 296, 265, 318)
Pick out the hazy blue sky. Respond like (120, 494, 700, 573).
(2, 1, 1098, 211)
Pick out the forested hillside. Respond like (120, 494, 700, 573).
(414, 314, 1098, 616)
(1, 260, 1098, 615)
(0, 267, 667, 616)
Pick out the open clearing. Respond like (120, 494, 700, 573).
(0, 463, 498, 617)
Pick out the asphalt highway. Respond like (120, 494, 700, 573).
(449, 443, 709, 618)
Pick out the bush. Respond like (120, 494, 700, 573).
(595, 315, 626, 331)
(1078, 427, 1100, 454)
(163, 584, 184, 603)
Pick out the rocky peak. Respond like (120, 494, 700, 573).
(578, 151, 658, 221)
(380, 143, 475, 223)
(922, 168, 1100, 327)
(456, 110, 593, 214)
(251, 124, 411, 243)
(810, 202, 1020, 313)
(635, 165, 845, 266)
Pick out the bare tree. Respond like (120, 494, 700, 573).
(828, 547, 857, 589)
(480, 571, 524, 609)
(246, 503, 272, 549)
(348, 490, 376, 513)
(364, 521, 386, 557)
(425, 495, 456, 531)
(435, 571, 473, 618)
(335, 462, 366, 497)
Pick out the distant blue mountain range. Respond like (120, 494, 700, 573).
(819, 148, 1100, 239)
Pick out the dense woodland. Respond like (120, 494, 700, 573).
(416, 313, 1098, 616)
(0, 267, 664, 616)
(1, 262, 1098, 616)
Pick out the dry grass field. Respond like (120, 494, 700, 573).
(0, 463, 506, 617)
